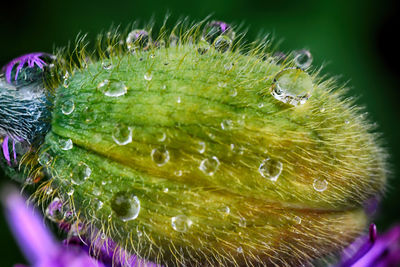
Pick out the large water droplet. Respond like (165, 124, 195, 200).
(112, 124, 132, 145)
(59, 138, 73, 151)
(111, 191, 140, 222)
(171, 215, 192, 232)
(293, 49, 313, 69)
(45, 197, 64, 222)
(197, 39, 210, 55)
(126, 30, 150, 51)
(61, 100, 75, 115)
(214, 35, 232, 53)
(271, 68, 314, 106)
(199, 156, 220, 176)
(97, 79, 128, 97)
(71, 162, 91, 185)
(313, 178, 328, 192)
(258, 158, 283, 182)
(151, 147, 170, 166)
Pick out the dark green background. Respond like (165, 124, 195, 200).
(0, 0, 398, 265)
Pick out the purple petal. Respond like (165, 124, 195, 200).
(352, 225, 400, 267)
(2, 136, 11, 165)
(1, 187, 58, 264)
(12, 138, 17, 164)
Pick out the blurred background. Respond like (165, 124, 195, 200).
(0, 0, 398, 265)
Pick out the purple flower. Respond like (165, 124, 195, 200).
(338, 223, 400, 267)
(1, 186, 105, 267)
(1, 186, 160, 267)
(2, 52, 51, 84)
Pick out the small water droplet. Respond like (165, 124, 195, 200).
(169, 33, 179, 47)
(45, 197, 64, 222)
(177, 96, 181, 103)
(158, 132, 167, 142)
(163, 187, 169, 193)
(294, 216, 302, 224)
(126, 30, 150, 51)
(214, 35, 232, 53)
(239, 217, 246, 227)
(199, 156, 220, 176)
(221, 119, 233, 130)
(71, 162, 92, 185)
(151, 147, 170, 166)
(63, 72, 70, 88)
(313, 178, 328, 192)
(171, 215, 192, 232)
(221, 206, 230, 215)
(224, 62, 233, 70)
(59, 138, 73, 151)
(293, 49, 313, 69)
(197, 39, 210, 55)
(197, 141, 206, 154)
(111, 191, 141, 222)
(345, 120, 350, 124)
(203, 21, 235, 44)
(67, 189, 74, 196)
(38, 152, 53, 166)
(229, 88, 238, 97)
(100, 233, 107, 239)
(102, 62, 113, 70)
(161, 84, 167, 90)
(258, 158, 283, 182)
(112, 124, 132, 145)
(61, 100, 75, 115)
(218, 82, 227, 88)
(271, 68, 314, 106)
(144, 71, 152, 81)
(320, 107, 326, 112)
(97, 79, 128, 97)
(174, 170, 183, 176)
(94, 199, 104, 210)
(237, 247, 243, 253)
(258, 103, 264, 108)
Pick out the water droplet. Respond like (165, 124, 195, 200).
(229, 88, 238, 97)
(102, 62, 113, 70)
(62, 72, 70, 88)
(94, 199, 104, 210)
(203, 21, 235, 44)
(111, 191, 140, 222)
(199, 156, 220, 176)
(197, 39, 210, 55)
(218, 82, 227, 88)
(224, 62, 233, 70)
(293, 49, 313, 69)
(320, 107, 326, 112)
(345, 120, 350, 124)
(169, 33, 179, 47)
(271, 68, 314, 106)
(67, 189, 74, 196)
(221, 120, 233, 130)
(163, 187, 169, 193)
(313, 178, 328, 192)
(61, 100, 75, 115)
(112, 124, 132, 145)
(258, 158, 283, 182)
(214, 35, 232, 53)
(59, 138, 73, 151)
(45, 197, 65, 223)
(100, 233, 107, 239)
(258, 103, 264, 108)
(161, 84, 167, 90)
(220, 206, 230, 215)
(38, 152, 53, 166)
(144, 71, 152, 81)
(239, 217, 246, 227)
(174, 170, 183, 176)
(151, 147, 170, 166)
(158, 132, 167, 142)
(97, 79, 128, 97)
(171, 215, 192, 232)
(71, 162, 92, 185)
(177, 96, 181, 103)
(197, 141, 206, 154)
(137, 230, 143, 237)
(294, 216, 302, 224)
(237, 247, 243, 253)
(230, 144, 244, 155)
(126, 30, 150, 51)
